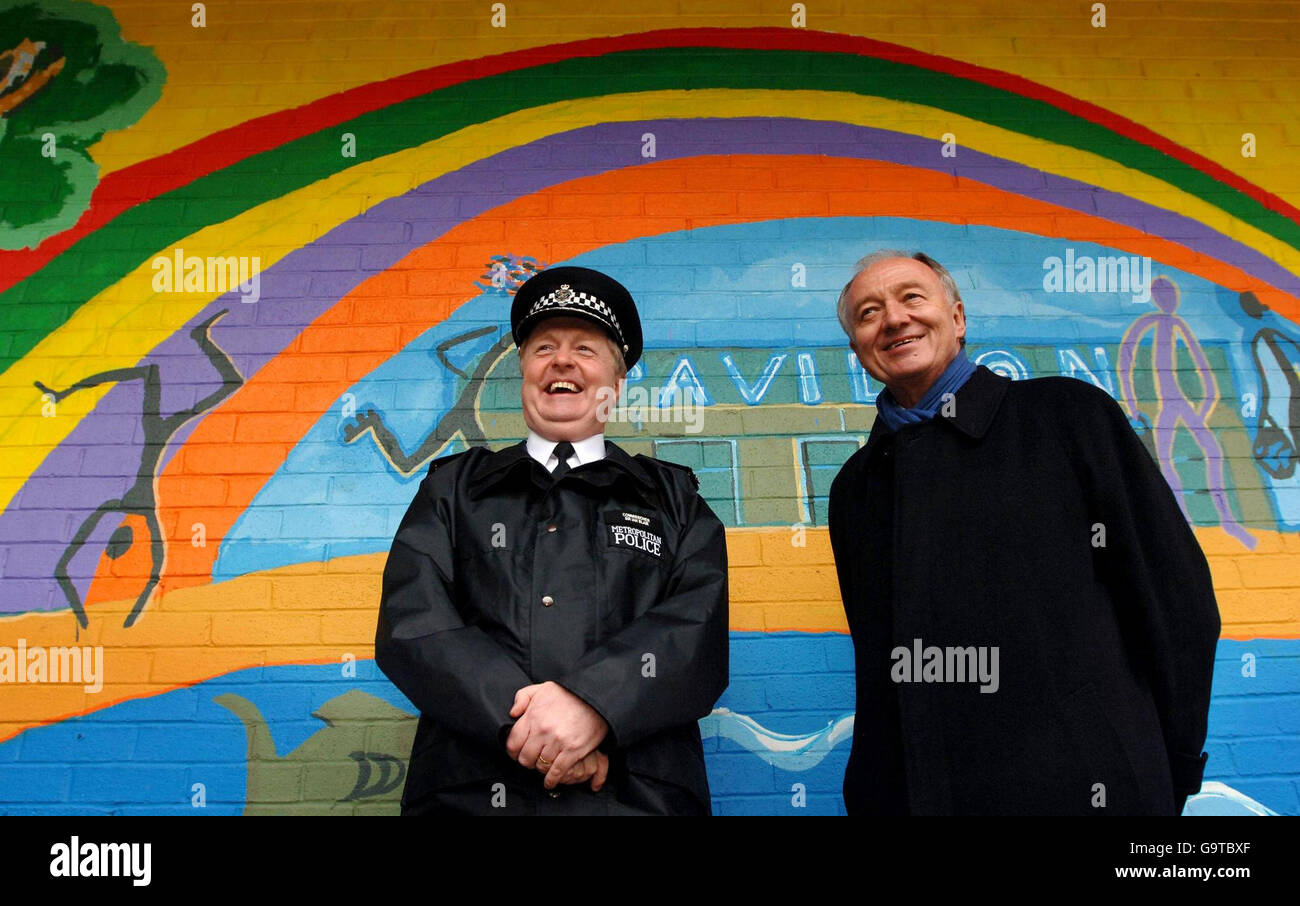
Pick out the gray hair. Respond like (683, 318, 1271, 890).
(835, 249, 965, 347)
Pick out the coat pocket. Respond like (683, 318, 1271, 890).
(1057, 681, 1155, 814)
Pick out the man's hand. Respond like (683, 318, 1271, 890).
(559, 750, 610, 791)
(506, 681, 609, 789)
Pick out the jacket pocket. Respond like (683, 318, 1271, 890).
(452, 546, 519, 627)
(620, 726, 711, 811)
(402, 717, 514, 807)
(596, 510, 671, 628)
(600, 508, 672, 564)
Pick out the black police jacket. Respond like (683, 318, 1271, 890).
(376, 440, 729, 814)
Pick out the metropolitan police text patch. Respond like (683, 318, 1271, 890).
(604, 510, 664, 558)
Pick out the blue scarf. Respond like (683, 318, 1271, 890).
(875, 349, 977, 432)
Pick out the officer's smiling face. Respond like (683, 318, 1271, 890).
(520, 317, 624, 442)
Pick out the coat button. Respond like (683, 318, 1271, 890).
(542, 595, 554, 607)
(547, 524, 558, 533)
(548, 789, 561, 799)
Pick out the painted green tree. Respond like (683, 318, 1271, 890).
(0, 0, 163, 250)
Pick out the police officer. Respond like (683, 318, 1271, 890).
(376, 266, 730, 815)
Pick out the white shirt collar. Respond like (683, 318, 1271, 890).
(525, 431, 606, 471)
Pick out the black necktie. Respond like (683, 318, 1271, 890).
(550, 441, 575, 481)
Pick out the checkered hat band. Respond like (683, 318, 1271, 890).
(528, 290, 625, 347)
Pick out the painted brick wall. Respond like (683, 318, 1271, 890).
(0, 0, 1297, 816)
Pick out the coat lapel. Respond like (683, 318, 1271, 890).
(467, 441, 545, 497)
(935, 365, 1010, 440)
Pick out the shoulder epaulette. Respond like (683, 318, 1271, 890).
(426, 450, 471, 474)
(646, 455, 699, 490)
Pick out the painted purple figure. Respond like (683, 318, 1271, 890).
(1118, 276, 1255, 549)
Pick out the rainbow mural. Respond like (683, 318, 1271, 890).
(0, 0, 1297, 815)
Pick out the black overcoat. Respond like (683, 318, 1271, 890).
(376, 440, 729, 815)
(829, 365, 1220, 815)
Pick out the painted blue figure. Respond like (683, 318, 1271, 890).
(1118, 276, 1255, 549)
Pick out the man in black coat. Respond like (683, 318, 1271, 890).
(376, 267, 729, 815)
(828, 250, 1221, 815)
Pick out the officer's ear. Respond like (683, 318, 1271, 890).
(604, 337, 628, 396)
(607, 336, 627, 380)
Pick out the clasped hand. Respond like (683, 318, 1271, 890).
(506, 681, 609, 791)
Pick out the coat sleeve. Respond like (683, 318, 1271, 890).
(828, 466, 856, 617)
(1069, 385, 1221, 812)
(374, 466, 535, 751)
(555, 488, 729, 749)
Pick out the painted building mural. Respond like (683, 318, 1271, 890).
(0, 0, 1297, 815)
